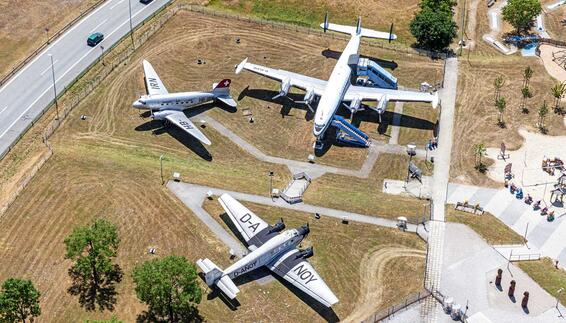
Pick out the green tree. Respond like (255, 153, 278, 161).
(494, 76, 505, 102)
(0, 278, 41, 323)
(502, 0, 542, 33)
(521, 86, 532, 113)
(551, 82, 566, 113)
(410, 8, 458, 51)
(473, 143, 487, 171)
(538, 100, 549, 131)
(419, 0, 456, 12)
(64, 219, 122, 311)
(495, 96, 507, 126)
(133, 256, 202, 322)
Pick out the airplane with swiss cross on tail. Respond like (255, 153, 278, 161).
(132, 60, 236, 146)
(196, 193, 339, 308)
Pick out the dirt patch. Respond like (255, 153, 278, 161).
(343, 246, 426, 322)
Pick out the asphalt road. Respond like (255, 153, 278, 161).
(0, 0, 171, 158)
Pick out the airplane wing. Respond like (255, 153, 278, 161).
(235, 58, 327, 95)
(218, 194, 281, 250)
(142, 60, 169, 96)
(268, 249, 339, 307)
(345, 85, 439, 108)
(164, 112, 211, 145)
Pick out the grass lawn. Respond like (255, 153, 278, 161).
(445, 207, 525, 245)
(518, 257, 566, 307)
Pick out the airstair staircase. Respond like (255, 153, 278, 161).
(331, 116, 370, 147)
(350, 55, 398, 89)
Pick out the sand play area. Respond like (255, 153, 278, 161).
(539, 44, 566, 82)
(486, 128, 566, 211)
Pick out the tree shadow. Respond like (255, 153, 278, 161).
(67, 264, 123, 312)
(136, 306, 203, 322)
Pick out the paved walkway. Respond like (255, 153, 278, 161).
(422, 56, 459, 322)
(202, 115, 432, 179)
(391, 223, 566, 323)
(389, 102, 404, 145)
(447, 183, 566, 269)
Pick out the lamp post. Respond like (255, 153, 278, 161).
(159, 154, 164, 185)
(48, 54, 59, 120)
(268, 171, 274, 201)
(100, 45, 105, 65)
(406, 143, 416, 183)
(128, 0, 134, 48)
(44, 27, 50, 44)
(557, 288, 564, 309)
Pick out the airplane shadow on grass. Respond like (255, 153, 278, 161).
(238, 86, 436, 156)
(321, 48, 399, 70)
(201, 212, 340, 322)
(134, 103, 237, 161)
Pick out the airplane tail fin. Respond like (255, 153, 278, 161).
(319, 16, 397, 40)
(212, 79, 237, 108)
(196, 258, 240, 299)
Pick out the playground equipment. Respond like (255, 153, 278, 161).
(331, 116, 370, 147)
(505, 34, 540, 46)
(552, 50, 566, 70)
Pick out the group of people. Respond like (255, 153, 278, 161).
(509, 183, 555, 220)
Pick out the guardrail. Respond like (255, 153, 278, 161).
(509, 253, 541, 261)
(0, 0, 106, 88)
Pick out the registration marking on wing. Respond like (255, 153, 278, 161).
(147, 77, 161, 91)
(178, 120, 194, 130)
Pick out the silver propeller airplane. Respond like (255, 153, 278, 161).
(197, 193, 338, 307)
(133, 60, 237, 145)
(235, 15, 438, 141)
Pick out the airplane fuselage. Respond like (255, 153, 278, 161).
(223, 229, 304, 280)
(132, 91, 215, 111)
(313, 34, 361, 137)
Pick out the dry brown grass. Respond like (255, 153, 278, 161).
(0, 0, 101, 78)
(451, 56, 566, 187)
(202, 200, 426, 322)
(0, 9, 432, 321)
(542, 0, 566, 41)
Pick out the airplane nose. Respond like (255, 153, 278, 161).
(313, 123, 325, 136)
(132, 100, 144, 109)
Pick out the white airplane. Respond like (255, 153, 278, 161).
(197, 193, 338, 307)
(235, 15, 439, 141)
(133, 60, 237, 145)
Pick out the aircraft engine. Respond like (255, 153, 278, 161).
(273, 78, 291, 100)
(302, 88, 315, 105)
(268, 218, 286, 233)
(296, 246, 314, 259)
(152, 110, 176, 120)
(375, 95, 388, 115)
(348, 96, 362, 115)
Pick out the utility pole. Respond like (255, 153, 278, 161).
(100, 45, 105, 65)
(48, 54, 59, 120)
(159, 154, 164, 185)
(556, 288, 564, 309)
(128, 0, 135, 49)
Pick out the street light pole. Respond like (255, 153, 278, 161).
(160, 154, 164, 185)
(128, 0, 134, 48)
(557, 288, 564, 309)
(48, 54, 59, 120)
(268, 171, 274, 201)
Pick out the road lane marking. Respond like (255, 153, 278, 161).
(89, 18, 108, 34)
(40, 60, 58, 76)
(110, 0, 126, 10)
(0, 106, 7, 114)
(0, 2, 159, 139)
(0, 0, 117, 95)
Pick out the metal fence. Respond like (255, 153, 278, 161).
(362, 290, 431, 322)
(0, 0, 106, 88)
